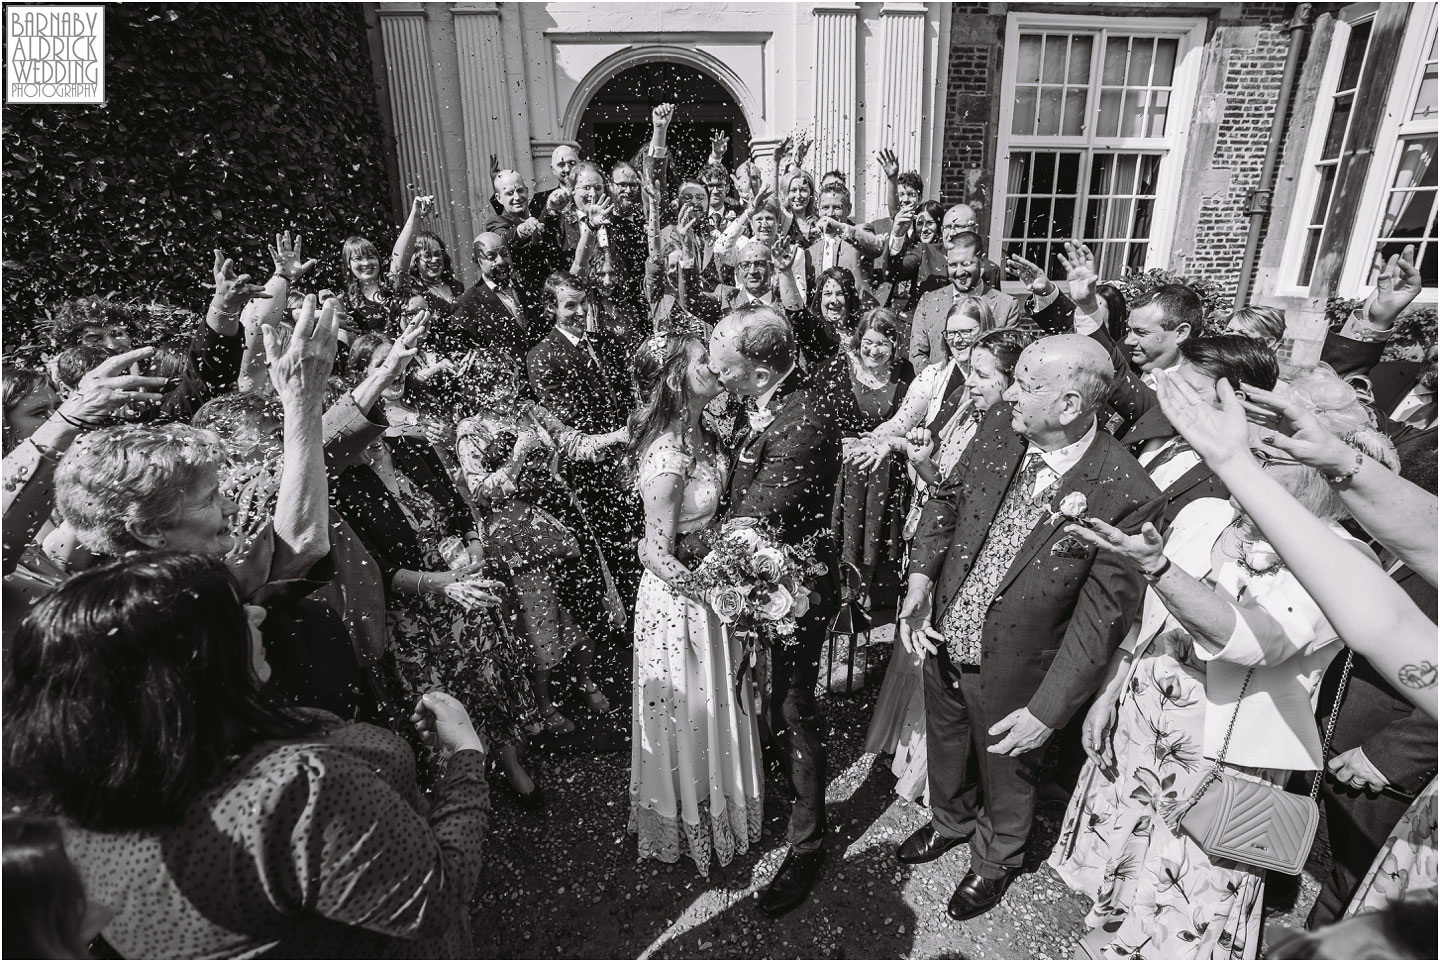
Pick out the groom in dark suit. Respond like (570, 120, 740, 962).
(897, 334, 1161, 920)
(707, 303, 842, 916)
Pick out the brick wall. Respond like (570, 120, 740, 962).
(1174, 4, 1294, 305)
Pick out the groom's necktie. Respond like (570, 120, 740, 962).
(939, 454, 1048, 665)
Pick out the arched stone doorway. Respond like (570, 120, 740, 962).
(575, 60, 751, 181)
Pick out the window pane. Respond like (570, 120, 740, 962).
(1309, 166, 1337, 224)
(1097, 89, 1121, 137)
(1299, 228, 1324, 285)
(1090, 154, 1112, 194)
(1132, 196, 1155, 239)
(1138, 154, 1161, 193)
(1339, 20, 1372, 92)
(1006, 197, 1030, 238)
(1042, 35, 1067, 83)
(1054, 197, 1077, 236)
(1103, 37, 1128, 84)
(1028, 197, 1054, 236)
(1008, 151, 1031, 193)
(1037, 86, 1064, 136)
(1120, 89, 1145, 138)
(1068, 36, 1093, 84)
(1377, 238, 1438, 288)
(1380, 189, 1438, 238)
(1057, 152, 1081, 190)
(1114, 153, 1139, 195)
(1085, 198, 1104, 238)
(1107, 198, 1135, 238)
(1062, 88, 1086, 135)
(1018, 35, 1042, 83)
(1014, 88, 1038, 135)
(1322, 95, 1352, 160)
(1415, 64, 1437, 122)
(1153, 38, 1178, 86)
(1128, 37, 1154, 86)
(1148, 90, 1171, 138)
(1033, 152, 1057, 193)
(1393, 137, 1437, 191)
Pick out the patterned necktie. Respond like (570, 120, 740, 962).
(940, 454, 1048, 665)
(1144, 437, 1192, 474)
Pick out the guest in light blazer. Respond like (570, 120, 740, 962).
(909, 232, 1019, 370)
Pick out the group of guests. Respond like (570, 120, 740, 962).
(0, 96, 1435, 960)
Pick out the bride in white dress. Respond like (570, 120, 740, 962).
(626, 330, 764, 875)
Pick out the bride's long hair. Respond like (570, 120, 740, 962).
(627, 331, 713, 479)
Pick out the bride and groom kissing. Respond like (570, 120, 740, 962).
(626, 303, 840, 917)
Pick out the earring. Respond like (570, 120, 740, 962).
(157, 538, 168, 547)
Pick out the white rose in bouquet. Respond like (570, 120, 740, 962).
(757, 585, 794, 622)
(752, 546, 786, 582)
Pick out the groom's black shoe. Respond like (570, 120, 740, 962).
(896, 822, 968, 864)
(758, 848, 825, 917)
(946, 870, 1016, 921)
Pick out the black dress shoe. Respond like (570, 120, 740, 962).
(758, 848, 825, 917)
(896, 822, 968, 864)
(946, 870, 1015, 921)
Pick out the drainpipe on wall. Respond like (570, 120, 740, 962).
(1233, 3, 1315, 309)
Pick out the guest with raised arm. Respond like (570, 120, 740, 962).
(1154, 369, 1438, 719)
(339, 195, 433, 335)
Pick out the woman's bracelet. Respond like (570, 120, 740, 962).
(273, 270, 295, 284)
(1141, 555, 1172, 584)
(1322, 450, 1365, 487)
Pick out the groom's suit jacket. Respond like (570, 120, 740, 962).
(909, 403, 1162, 729)
(723, 367, 842, 551)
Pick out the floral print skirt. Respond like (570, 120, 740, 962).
(1346, 777, 1438, 916)
(1049, 642, 1284, 960)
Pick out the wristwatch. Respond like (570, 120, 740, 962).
(1141, 556, 1172, 583)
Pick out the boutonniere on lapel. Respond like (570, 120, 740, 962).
(1048, 491, 1091, 559)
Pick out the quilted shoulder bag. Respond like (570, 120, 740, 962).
(1171, 652, 1353, 875)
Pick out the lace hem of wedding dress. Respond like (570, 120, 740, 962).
(627, 793, 765, 877)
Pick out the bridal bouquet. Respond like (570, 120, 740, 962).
(676, 519, 827, 657)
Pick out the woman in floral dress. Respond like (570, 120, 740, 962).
(1049, 423, 1396, 959)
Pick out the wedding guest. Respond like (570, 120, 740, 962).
(801, 266, 866, 368)
(1152, 373, 1436, 720)
(849, 295, 995, 474)
(338, 195, 433, 334)
(779, 168, 819, 245)
(909, 232, 1018, 370)
(627, 331, 763, 875)
(829, 309, 912, 605)
(408, 230, 467, 316)
(2, 815, 97, 959)
(484, 170, 558, 320)
(452, 231, 539, 363)
(455, 351, 628, 734)
(530, 143, 580, 219)
(1050, 423, 1396, 958)
(883, 199, 947, 317)
(809, 184, 883, 302)
(864, 326, 1032, 805)
(2, 552, 490, 957)
(896, 334, 1161, 922)
(1224, 305, 1287, 349)
(527, 271, 641, 603)
(1122, 283, 1203, 386)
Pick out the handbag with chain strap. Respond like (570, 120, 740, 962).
(1171, 651, 1354, 875)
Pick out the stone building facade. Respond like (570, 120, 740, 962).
(369, 1, 1436, 357)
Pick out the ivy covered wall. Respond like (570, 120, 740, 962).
(2, 3, 395, 347)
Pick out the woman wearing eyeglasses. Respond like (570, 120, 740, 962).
(843, 295, 995, 476)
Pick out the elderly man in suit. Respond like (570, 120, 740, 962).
(909, 231, 1019, 370)
(896, 334, 1160, 921)
(451, 231, 538, 363)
